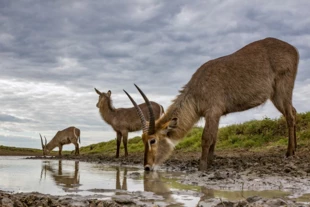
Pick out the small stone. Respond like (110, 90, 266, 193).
(265, 199, 287, 207)
(1, 197, 14, 207)
(234, 200, 248, 207)
(210, 171, 226, 180)
(113, 195, 134, 204)
(214, 201, 234, 207)
(13, 200, 24, 207)
(246, 196, 262, 203)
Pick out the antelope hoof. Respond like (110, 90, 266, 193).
(207, 156, 214, 165)
(199, 160, 208, 171)
(285, 150, 295, 157)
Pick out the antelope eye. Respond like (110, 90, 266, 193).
(150, 139, 156, 144)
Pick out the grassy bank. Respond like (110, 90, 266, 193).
(0, 145, 42, 156)
(80, 111, 310, 155)
(2, 112, 310, 156)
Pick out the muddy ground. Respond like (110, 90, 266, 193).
(1, 146, 310, 206)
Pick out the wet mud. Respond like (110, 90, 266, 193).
(2, 146, 310, 206)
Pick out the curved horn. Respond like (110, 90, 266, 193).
(123, 90, 148, 134)
(44, 136, 47, 145)
(134, 84, 155, 135)
(94, 88, 101, 95)
(39, 134, 44, 149)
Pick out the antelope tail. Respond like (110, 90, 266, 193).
(73, 127, 81, 144)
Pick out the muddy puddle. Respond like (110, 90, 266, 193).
(0, 156, 309, 206)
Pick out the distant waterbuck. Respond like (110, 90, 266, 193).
(125, 37, 299, 171)
(94, 88, 164, 158)
(40, 126, 81, 156)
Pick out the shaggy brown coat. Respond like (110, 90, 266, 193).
(127, 37, 299, 171)
(95, 88, 164, 158)
(40, 126, 80, 156)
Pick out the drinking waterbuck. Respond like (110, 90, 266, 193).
(124, 37, 299, 171)
(94, 88, 164, 158)
(40, 126, 81, 156)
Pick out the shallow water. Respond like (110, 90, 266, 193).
(0, 156, 308, 206)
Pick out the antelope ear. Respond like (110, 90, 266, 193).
(94, 88, 101, 95)
(168, 118, 178, 129)
(107, 90, 111, 97)
(160, 118, 178, 137)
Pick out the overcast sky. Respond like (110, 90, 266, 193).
(1, 0, 310, 150)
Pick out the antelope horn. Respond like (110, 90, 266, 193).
(134, 84, 155, 135)
(123, 89, 148, 134)
(44, 136, 47, 145)
(39, 134, 44, 149)
(94, 88, 101, 95)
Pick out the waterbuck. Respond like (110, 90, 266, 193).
(40, 126, 81, 156)
(124, 37, 299, 171)
(94, 88, 164, 158)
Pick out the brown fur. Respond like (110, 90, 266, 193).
(134, 37, 299, 171)
(95, 88, 164, 158)
(40, 126, 80, 156)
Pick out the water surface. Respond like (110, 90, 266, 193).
(0, 156, 308, 206)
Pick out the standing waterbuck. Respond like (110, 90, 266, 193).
(40, 126, 81, 156)
(94, 88, 164, 158)
(125, 37, 299, 171)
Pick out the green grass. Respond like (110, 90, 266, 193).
(216, 112, 310, 150)
(79, 111, 310, 155)
(2, 112, 310, 156)
(0, 145, 42, 156)
(79, 136, 144, 155)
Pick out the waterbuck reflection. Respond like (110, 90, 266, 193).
(144, 171, 175, 203)
(41, 160, 80, 191)
(113, 167, 174, 202)
(115, 166, 127, 190)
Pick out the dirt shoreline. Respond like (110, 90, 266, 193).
(1, 147, 310, 206)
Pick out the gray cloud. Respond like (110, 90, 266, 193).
(0, 135, 39, 146)
(0, 113, 36, 123)
(1, 0, 310, 149)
